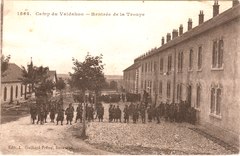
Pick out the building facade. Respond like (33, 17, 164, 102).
(123, 1, 240, 147)
(1, 63, 31, 104)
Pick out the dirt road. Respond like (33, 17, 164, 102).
(0, 114, 115, 155)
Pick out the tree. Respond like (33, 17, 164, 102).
(20, 64, 49, 92)
(1, 54, 11, 77)
(69, 53, 105, 138)
(56, 77, 66, 98)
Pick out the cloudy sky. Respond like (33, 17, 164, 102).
(3, 1, 232, 75)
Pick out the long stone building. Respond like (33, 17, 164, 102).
(123, 1, 240, 147)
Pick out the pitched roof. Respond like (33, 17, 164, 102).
(138, 4, 240, 60)
(123, 62, 141, 72)
(1, 63, 23, 83)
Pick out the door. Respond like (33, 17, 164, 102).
(10, 86, 13, 102)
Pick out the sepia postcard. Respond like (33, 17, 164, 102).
(1, 0, 239, 155)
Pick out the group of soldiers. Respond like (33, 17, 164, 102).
(108, 104, 122, 122)
(107, 100, 196, 125)
(30, 97, 106, 125)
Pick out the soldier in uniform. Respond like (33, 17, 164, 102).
(164, 102, 170, 121)
(147, 105, 153, 122)
(132, 105, 138, 123)
(112, 105, 116, 122)
(123, 105, 129, 123)
(30, 103, 38, 124)
(116, 105, 122, 122)
(136, 104, 140, 122)
(37, 106, 45, 125)
(65, 103, 74, 125)
(140, 104, 146, 123)
(159, 102, 165, 119)
(156, 104, 161, 124)
(169, 102, 174, 122)
(89, 105, 94, 122)
(98, 104, 104, 122)
(56, 108, 64, 125)
(108, 104, 113, 122)
(50, 102, 56, 123)
(75, 103, 83, 123)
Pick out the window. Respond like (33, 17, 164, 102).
(210, 86, 222, 116)
(142, 64, 144, 72)
(21, 85, 23, 96)
(167, 55, 172, 72)
(141, 80, 143, 89)
(210, 88, 215, 113)
(159, 81, 162, 96)
(198, 46, 202, 70)
(167, 81, 171, 98)
(218, 39, 223, 68)
(148, 81, 152, 95)
(216, 88, 221, 115)
(196, 85, 201, 108)
(160, 58, 164, 73)
(189, 49, 193, 70)
(150, 61, 153, 72)
(144, 63, 147, 72)
(212, 39, 224, 68)
(16, 86, 18, 98)
(154, 61, 157, 72)
(177, 83, 182, 102)
(144, 80, 147, 90)
(178, 52, 183, 72)
(4, 87, 7, 101)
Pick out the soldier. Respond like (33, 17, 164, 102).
(123, 105, 129, 123)
(159, 102, 165, 119)
(30, 103, 37, 124)
(36, 105, 44, 125)
(169, 103, 175, 122)
(88, 105, 94, 122)
(132, 105, 138, 123)
(75, 103, 83, 123)
(136, 104, 140, 122)
(56, 108, 64, 125)
(98, 104, 104, 122)
(147, 105, 153, 122)
(140, 104, 146, 123)
(164, 103, 170, 121)
(50, 102, 56, 123)
(116, 105, 122, 122)
(112, 105, 116, 122)
(156, 104, 161, 124)
(65, 103, 74, 125)
(108, 104, 113, 122)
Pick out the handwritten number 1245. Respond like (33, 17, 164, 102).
(17, 12, 30, 16)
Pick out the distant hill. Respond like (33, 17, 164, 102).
(105, 75, 123, 80)
(57, 74, 123, 80)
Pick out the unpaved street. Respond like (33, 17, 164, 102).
(0, 111, 115, 155)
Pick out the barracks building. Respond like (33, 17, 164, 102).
(123, 1, 240, 147)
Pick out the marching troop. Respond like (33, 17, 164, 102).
(108, 100, 196, 125)
(30, 95, 196, 125)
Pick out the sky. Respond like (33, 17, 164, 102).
(2, 1, 232, 75)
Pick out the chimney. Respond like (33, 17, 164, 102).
(199, 10, 204, 25)
(166, 33, 171, 42)
(179, 24, 183, 35)
(232, 0, 239, 7)
(213, 0, 219, 17)
(161, 37, 165, 45)
(188, 18, 192, 31)
(172, 29, 178, 39)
